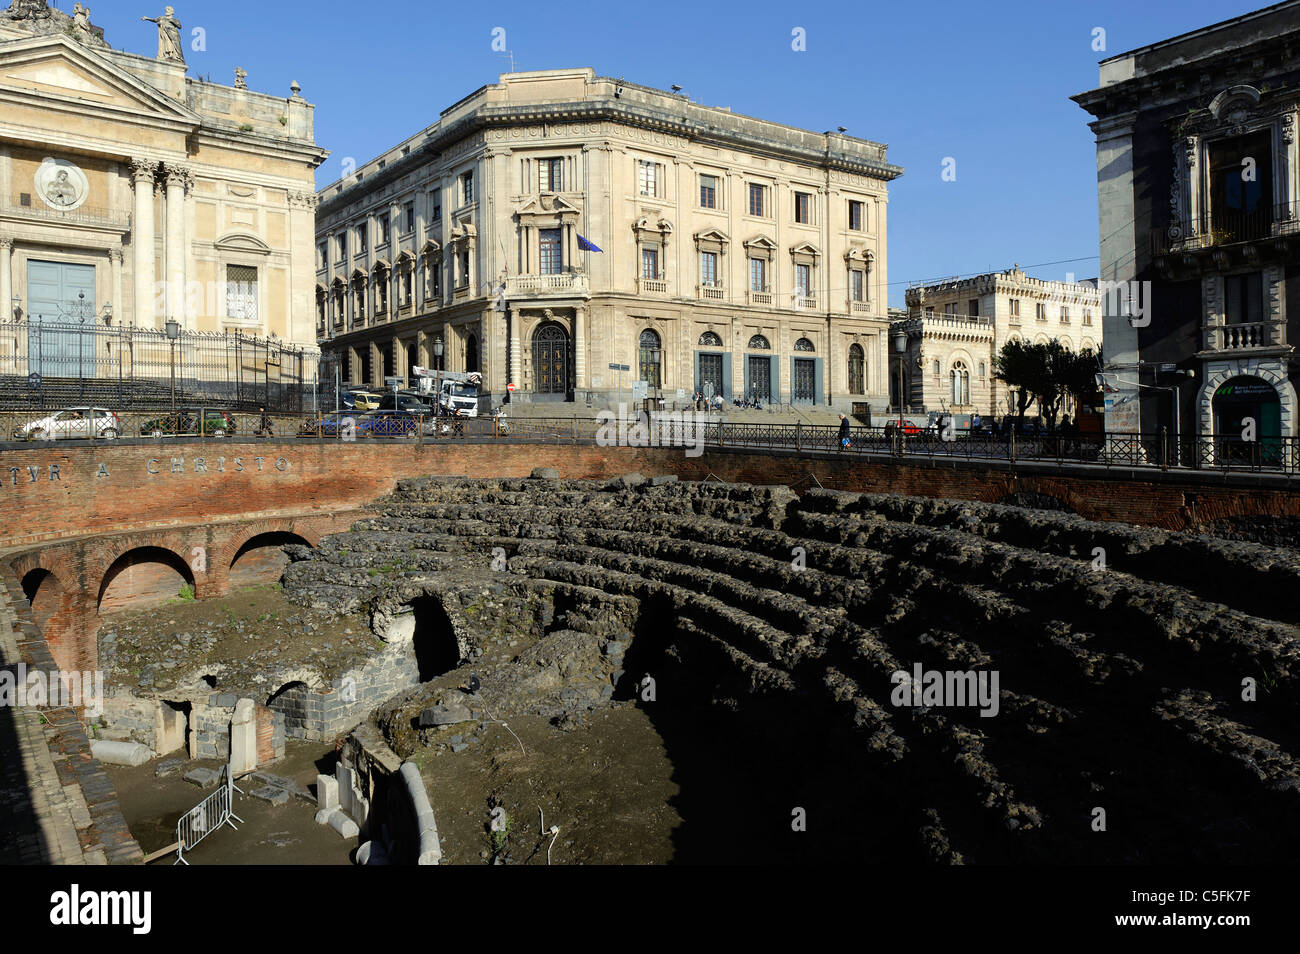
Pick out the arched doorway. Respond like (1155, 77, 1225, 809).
(229, 531, 312, 589)
(532, 322, 569, 397)
(639, 329, 662, 389)
(1213, 375, 1282, 465)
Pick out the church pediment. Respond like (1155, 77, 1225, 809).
(0, 34, 199, 127)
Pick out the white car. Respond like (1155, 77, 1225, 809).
(14, 407, 122, 441)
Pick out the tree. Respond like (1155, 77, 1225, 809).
(993, 339, 1038, 427)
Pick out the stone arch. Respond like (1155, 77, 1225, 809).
(229, 531, 313, 589)
(1197, 363, 1296, 439)
(97, 546, 195, 614)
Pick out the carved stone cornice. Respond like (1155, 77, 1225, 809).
(288, 190, 319, 209)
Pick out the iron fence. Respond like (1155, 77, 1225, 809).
(0, 318, 320, 413)
(2, 406, 1296, 476)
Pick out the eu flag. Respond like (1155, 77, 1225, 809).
(576, 233, 602, 252)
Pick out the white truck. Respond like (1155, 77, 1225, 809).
(413, 367, 481, 418)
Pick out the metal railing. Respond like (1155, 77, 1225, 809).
(1154, 200, 1300, 254)
(0, 318, 319, 412)
(5, 406, 1297, 476)
(175, 763, 243, 865)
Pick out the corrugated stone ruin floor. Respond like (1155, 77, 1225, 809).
(277, 474, 1300, 864)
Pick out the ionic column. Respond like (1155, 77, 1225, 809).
(573, 304, 587, 389)
(130, 158, 158, 326)
(164, 164, 191, 326)
(0, 236, 12, 324)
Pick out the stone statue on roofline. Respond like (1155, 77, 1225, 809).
(4, 0, 52, 21)
(141, 5, 184, 63)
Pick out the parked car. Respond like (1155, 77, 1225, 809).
(297, 413, 354, 438)
(378, 392, 433, 415)
(14, 407, 121, 441)
(140, 407, 235, 437)
(883, 419, 922, 437)
(348, 390, 382, 411)
(360, 410, 420, 438)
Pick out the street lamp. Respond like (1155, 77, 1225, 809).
(433, 335, 444, 371)
(166, 318, 180, 410)
(892, 327, 908, 426)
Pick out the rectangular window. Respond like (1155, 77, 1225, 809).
(700, 251, 718, 286)
(748, 183, 767, 217)
(1009, 298, 1020, 317)
(356, 224, 367, 253)
(539, 228, 563, 275)
(749, 257, 767, 291)
(1225, 272, 1264, 324)
(848, 200, 863, 231)
(460, 171, 473, 205)
(641, 246, 659, 280)
(850, 270, 864, 301)
(539, 157, 564, 192)
(432, 199, 442, 222)
(700, 174, 718, 209)
(794, 191, 811, 225)
(1082, 310, 1092, 326)
(1060, 306, 1070, 323)
(796, 263, 811, 297)
(379, 214, 390, 245)
(226, 265, 258, 321)
(336, 234, 346, 259)
(943, 302, 957, 316)
(1036, 302, 1046, 321)
(404, 203, 415, 233)
(457, 248, 469, 287)
(318, 241, 327, 269)
(638, 160, 661, 197)
(968, 299, 979, 317)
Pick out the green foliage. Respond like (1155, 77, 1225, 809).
(994, 340, 1100, 431)
(177, 583, 196, 601)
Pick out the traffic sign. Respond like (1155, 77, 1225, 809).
(27, 372, 40, 389)
(608, 363, 629, 372)
(507, 382, 517, 392)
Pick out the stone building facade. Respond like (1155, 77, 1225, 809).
(0, 2, 327, 364)
(314, 68, 901, 410)
(890, 267, 1101, 416)
(1074, 1, 1300, 449)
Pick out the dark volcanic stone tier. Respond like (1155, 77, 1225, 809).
(282, 475, 1300, 864)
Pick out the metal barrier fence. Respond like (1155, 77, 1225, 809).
(175, 764, 243, 865)
(2, 408, 1296, 476)
(0, 318, 318, 412)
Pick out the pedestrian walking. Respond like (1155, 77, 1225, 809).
(256, 406, 274, 437)
(838, 412, 851, 449)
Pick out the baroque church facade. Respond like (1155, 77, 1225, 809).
(0, 0, 327, 379)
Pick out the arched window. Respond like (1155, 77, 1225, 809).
(639, 329, 662, 388)
(748, 334, 770, 350)
(465, 334, 479, 374)
(794, 337, 815, 352)
(950, 360, 970, 405)
(848, 343, 864, 395)
(699, 331, 723, 347)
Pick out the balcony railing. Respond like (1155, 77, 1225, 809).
(749, 289, 773, 307)
(506, 273, 589, 297)
(699, 284, 726, 301)
(850, 300, 871, 314)
(0, 202, 131, 231)
(638, 277, 668, 295)
(793, 295, 818, 311)
(1154, 200, 1300, 255)
(1210, 321, 1274, 352)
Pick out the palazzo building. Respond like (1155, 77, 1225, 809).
(315, 68, 902, 410)
(891, 267, 1102, 416)
(0, 1, 326, 378)
(1074, 0, 1300, 447)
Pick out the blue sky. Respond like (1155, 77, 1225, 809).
(86, 0, 1264, 305)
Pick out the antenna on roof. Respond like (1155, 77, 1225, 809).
(497, 50, 516, 73)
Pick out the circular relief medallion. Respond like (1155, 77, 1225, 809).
(35, 158, 90, 212)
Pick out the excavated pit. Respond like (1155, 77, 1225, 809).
(278, 474, 1300, 864)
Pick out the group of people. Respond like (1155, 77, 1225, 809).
(692, 390, 726, 412)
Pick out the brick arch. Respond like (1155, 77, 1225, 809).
(96, 545, 195, 614)
(229, 530, 314, 589)
(21, 566, 66, 633)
